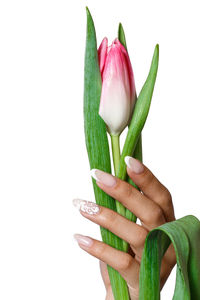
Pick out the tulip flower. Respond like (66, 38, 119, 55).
(98, 38, 136, 136)
(98, 37, 136, 175)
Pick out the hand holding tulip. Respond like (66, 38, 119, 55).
(79, 8, 200, 300)
(74, 158, 176, 299)
(83, 10, 161, 298)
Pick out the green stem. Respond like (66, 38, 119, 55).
(111, 134, 127, 251)
(123, 135, 142, 252)
(110, 134, 125, 216)
(111, 134, 121, 175)
(126, 134, 143, 221)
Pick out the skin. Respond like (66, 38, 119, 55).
(75, 161, 176, 299)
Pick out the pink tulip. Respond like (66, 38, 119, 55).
(98, 38, 136, 135)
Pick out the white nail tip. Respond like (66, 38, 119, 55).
(90, 169, 99, 181)
(124, 156, 132, 168)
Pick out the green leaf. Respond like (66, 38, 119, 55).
(118, 23, 159, 235)
(118, 23, 143, 226)
(118, 44, 159, 182)
(139, 215, 200, 299)
(118, 23, 128, 50)
(84, 7, 130, 300)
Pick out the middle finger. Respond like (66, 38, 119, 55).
(91, 169, 166, 229)
(73, 198, 148, 256)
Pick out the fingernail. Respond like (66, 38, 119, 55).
(73, 199, 100, 215)
(74, 234, 93, 247)
(124, 156, 144, 174)
(90, 169, 117, 187)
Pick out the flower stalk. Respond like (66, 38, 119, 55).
(111, 133, 127, 251)
(111, 134, 121, 175)
(111, 134, 126, 218)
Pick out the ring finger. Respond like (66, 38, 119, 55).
(73, 198, 148, 259)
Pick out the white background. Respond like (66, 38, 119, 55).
(0, 0, 200, 299)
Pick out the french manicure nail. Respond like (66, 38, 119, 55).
(90, 169, 117, 187)
(74, 234, 93, 247)
(124, 156, 144, 174)
(73, 199, 100, 215)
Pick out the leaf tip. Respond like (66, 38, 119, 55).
(152, 44, 159, 66)
(86, 6, 90, 16)
(155, 44, 159, 56)
(85, 7, 95, 27)
(118, 22, 124, 35)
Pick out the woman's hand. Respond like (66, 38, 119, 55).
(73, 157, 176, 299)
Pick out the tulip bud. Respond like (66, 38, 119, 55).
(98, 38, 136, 135)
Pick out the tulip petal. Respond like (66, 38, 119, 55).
(99, 39, 135, 134)
(100, 77, 131, 135)
(98, 37, 108, 74)
(115, 38, 136, 110)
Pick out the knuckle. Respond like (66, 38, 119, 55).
(118, 254, 133, 272)
(95, 242, 107, 258)
(113, 179, 121, 191)
(140, 168, 153, 184)
(138, 228, 148, 245)
(153, 206, 164, 223)
(103, 210, 117, 226)
(162, 188, 172, 205)
(114, 180, 133, 198)
(124, 184, 135, 199)
(132, 226, 147, 247)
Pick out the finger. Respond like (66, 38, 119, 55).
(100, 261, 139, 300)
(160, 245, 176, 289)
(73, 199, 148, 256)
(106, 287, 115, 300)
(74, 233, 140, 290)
(100, 244, 175, 299)
(162, 243, 176, 275)
(100, 261, 111, 290)
(91, 169, 165, 229)
(125, 156, 175, 222)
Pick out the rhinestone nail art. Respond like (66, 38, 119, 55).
(73, 199, 100, 215)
